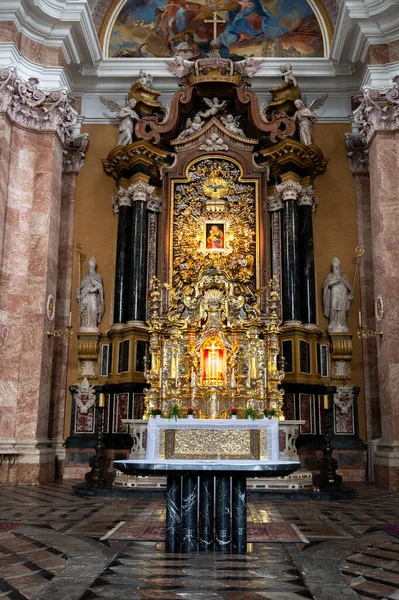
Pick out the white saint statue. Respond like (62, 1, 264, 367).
(323, 257, 353, 333)
(76, 257, 104, 332)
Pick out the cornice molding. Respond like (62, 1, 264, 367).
(332, 0, 399, 64)
(0, 0, 102, 65)
(0, 43, 71, 89)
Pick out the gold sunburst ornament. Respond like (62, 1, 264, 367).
(202, 177, 229, 199)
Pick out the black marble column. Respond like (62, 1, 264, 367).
(215, 476, 231, 552)
(128, 199, 148, 322)
(232, 476, 247, 553)
(269, 209, 283, 283)
(166, 475, 181, 553)
(113, 205, 132, 324)
(298, 203, 316, 324)
(282, 199, 301, 322)
(181, 475, 198, 552)
(199, 475, 214, 551)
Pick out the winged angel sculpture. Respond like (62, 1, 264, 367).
(100, 96, 140, 146)
(293, 94, 328, 146)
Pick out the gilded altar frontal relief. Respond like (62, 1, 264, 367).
(107, 0, 325, 59)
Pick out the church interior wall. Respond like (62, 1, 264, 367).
(65, 124, 119, 436)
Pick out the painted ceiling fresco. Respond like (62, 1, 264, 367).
(107, 0, 325, 59)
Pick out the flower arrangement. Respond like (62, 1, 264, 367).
(244, 407, 258, 420)
(187, 407, 195, 416)
(263, 408, 279, 419)
(169, 405, 181, 420)
(230, 407, 238, 417)
(149, 408, 162, 418)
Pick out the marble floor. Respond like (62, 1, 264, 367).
(1, 483, 399, 599)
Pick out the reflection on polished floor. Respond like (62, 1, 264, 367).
(1, 482, 399, 599)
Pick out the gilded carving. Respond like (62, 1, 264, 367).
(172, 158, 256, 287)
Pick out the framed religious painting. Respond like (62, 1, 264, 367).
(205, 222, 226, 252)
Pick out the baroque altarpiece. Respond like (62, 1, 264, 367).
(66, 43, 363, 475)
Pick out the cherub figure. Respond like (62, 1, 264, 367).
(293, 94, 328, 146)
(220, 114, 246, 137)
(100, 96, 140, 146)
(177, 114, 204, 139)
(167, 56, 194, 78)
(280, 63, 297, 87)
(197, 98, 228, 119)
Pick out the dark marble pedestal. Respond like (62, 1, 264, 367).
(114, 459, 300, 554)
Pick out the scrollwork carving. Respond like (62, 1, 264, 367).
(354, 87, 399, 143)
(0, 68, 77, 144)
(345, 132, 369, 175)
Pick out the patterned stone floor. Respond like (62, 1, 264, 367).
(1, 482, 399, 599)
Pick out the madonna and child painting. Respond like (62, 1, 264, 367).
(107, 0, 324, 59)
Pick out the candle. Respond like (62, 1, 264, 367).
(98, 393, 105, 408)
(68, 311, 72, 327)
(323, 394, 329, 410)
(358, 311, 362, 327)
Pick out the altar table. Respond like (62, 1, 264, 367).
(114, 458, 300, 553)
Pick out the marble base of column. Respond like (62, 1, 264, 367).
(199, 475, 214, 551)
(166, 475, 181, 553)
(215, 476, 231, 553)
(232, 475, 247, 554)
(181, 475, 198, 552)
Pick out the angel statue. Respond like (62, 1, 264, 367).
(177, 114, 205, 140)
(197, 98, 228, 119)
(220, 114, 246, 137)
(280, 63, 297, 87)
(100, 96, 140, 146)
(293, 94, 328, 146)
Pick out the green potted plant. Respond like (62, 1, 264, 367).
(169, 405, 181, 421)
(244, 406, 258, 420)
(263, 407, 279, 419)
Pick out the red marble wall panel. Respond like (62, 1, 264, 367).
(113, 393, 129, 433)
(369, 131, 399, 445)
(355, 173, 381, 440)
(0, 116, 11, 268)
(48, 172, 78, 451)
(0, 126, 63, 451)
(299, 394, 314, 434)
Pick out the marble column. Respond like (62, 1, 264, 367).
(298, 186, 317, 325)
(215, 476, 231, 552)
(128, 181, 154, 324)
(199, 475, 214, 551)
(268, 194, 283, 287)
(232, 475, 247, 554)
(166, 475, 181, 553)
(48, 135, 89, 476)
(276, 180, 302, 324)
(354, 88, 399, 487)
(0, 70, 77, 483)
(112, 187, 133, 324)
(345, 132, 381, 442)
(181, 475, 198, 552)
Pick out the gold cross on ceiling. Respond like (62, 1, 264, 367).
(204, 11, 226, 40)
